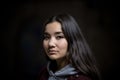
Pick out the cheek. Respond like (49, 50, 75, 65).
(43, 41, 48, 50)
(59, 40, 68, 50)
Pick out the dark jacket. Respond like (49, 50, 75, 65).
(38, 67, 92, 80)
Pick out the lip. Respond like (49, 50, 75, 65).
(48, 50, 58, 55)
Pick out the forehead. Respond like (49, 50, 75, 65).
(45, 21, 62, 33)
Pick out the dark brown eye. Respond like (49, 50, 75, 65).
(43, 35, 50, 40)
(56, 35, 64, 40)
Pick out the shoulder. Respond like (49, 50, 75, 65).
(40, 66, 48, 75)
(38, 66, 48, 80)
(68, 74, 92, 80)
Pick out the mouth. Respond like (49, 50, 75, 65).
(48, 50, 58, 55)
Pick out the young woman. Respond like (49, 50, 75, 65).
(39, 13, 101, 80)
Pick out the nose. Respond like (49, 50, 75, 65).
(48, 37, 56, 47)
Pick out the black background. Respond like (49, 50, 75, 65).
(1, 0, 119, 80)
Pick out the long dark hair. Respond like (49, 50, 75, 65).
(43, 13, 101, 80)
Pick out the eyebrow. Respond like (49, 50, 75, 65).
(55, 32, 63, 35)
(44, 31, 63, 35)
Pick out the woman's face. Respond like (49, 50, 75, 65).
(43, 21, 68, 61)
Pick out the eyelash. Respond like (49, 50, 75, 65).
(43, 35, 50, 40)
(56, 36, 64, 39)
(43, 35, 64, 40)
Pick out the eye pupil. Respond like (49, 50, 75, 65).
(56, 36, 64, 39)
(44, 35, 50, 40)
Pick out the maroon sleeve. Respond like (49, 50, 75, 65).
(37, 66, 48, 80)
(68, 75, 92, 80)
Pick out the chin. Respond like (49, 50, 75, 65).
(49, 57, 57, 60)
(50, 58, 57, 60)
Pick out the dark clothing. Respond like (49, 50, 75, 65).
(38, 67, 92, 80)
(47, 62, 78, 80)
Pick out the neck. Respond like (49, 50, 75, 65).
(56, 58, 69, 71)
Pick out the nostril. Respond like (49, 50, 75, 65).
(48, 45, 55, 49)
(48, 41, 55, 48)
